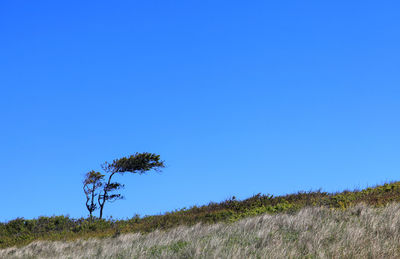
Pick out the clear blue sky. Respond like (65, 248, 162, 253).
(1, 1, 400, 222)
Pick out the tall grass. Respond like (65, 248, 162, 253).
(2, 203, 400, 258)
(3, 181, 400, 250)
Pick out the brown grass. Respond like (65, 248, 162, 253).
(2, 181, 400, 255)
(2, 203, 400, 258)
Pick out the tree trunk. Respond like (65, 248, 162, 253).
(98, 172, 115, 219)
(99, 206, 103, 219)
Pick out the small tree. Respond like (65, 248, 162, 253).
(83, 170, 104, 219)
(97, 152, 165, 219)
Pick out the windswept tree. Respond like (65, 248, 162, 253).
(95, 152, 165, 219)
(83, 170, 104, 218)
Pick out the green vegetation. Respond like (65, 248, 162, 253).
(148, 240, 190, 256)
(4, 203, 400, 258)
(2, 181, 400, 250)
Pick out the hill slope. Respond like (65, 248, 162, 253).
(2, 203, 400, 258)
(2, 181, 400, 256)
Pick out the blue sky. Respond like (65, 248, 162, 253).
(1, 1, 400, 221)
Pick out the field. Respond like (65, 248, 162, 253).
(3, 203, 400, 258)
(2, 182, 400, 258)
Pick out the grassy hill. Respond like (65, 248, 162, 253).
(3, 203, 400, 258)
(2, 181, 400, 257)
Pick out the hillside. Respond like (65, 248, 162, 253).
(2, 181, 400, 257)
(2, 203, 400, 258)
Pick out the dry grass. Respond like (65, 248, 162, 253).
(3, 182, 400, 250)
(2, 203, 400, 258)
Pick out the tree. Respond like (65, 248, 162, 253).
(96, 152, 165, 219)
(83, 170, 104, 219)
